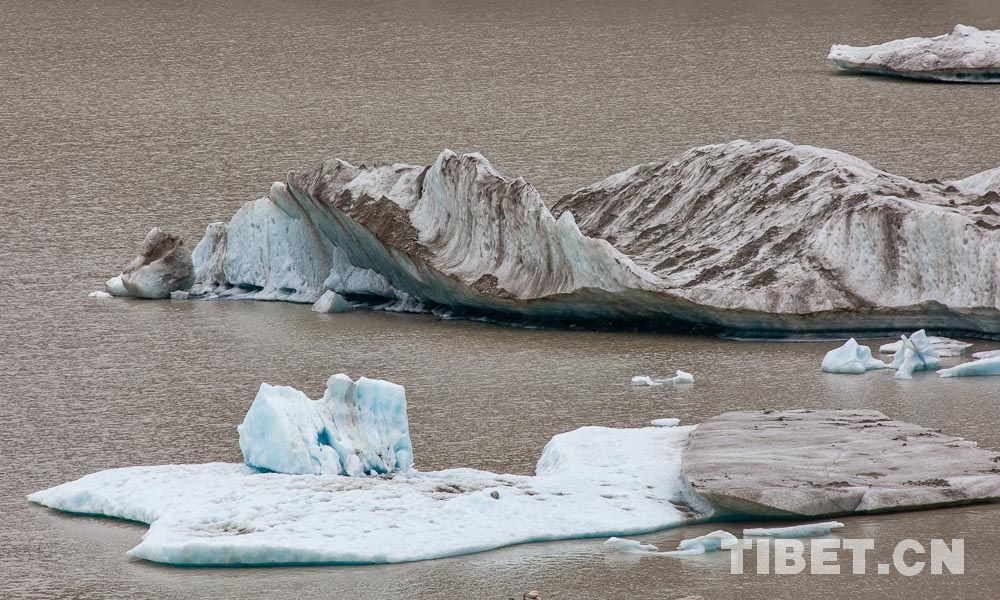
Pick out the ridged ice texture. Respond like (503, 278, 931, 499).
(237, 374, 412, 476)
(28, 425, 707, 566)
(828, 25, 1000, 82)
(181, 140, 1000, 336)
(554, 139, 1000, 332)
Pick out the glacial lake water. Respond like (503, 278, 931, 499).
(2, 0, 1000, 598)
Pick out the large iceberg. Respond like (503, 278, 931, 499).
(821, 338, 887, 374)
(938, 356, 1000, 378)
(237, 374, 412, 476)
(829, 25, 1000, 82)
(889, 330, 941, 379)
(29, 423, 707, 566)
(108, 139, 1000, 337)
(113, 228, 194, 299)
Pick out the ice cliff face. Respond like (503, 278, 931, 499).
(828, 25, 1000, 82)
(144, 140, 1000, 336)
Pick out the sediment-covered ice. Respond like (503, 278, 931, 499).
(743, 521, 844, 538)
(115, 228, 194, 299)
(938, 356, 1000, 378)
(821, 338, 888, 374)
(828, 25, 1000, 82)
(29, 424, 708, 566)
(238, 375, 412, 476)
(111, 139, 1000, 336)
(311, 290, 351, 313)
(879, 335, 971, 357)
(890, 330, 941, 380)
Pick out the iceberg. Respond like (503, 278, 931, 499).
(743, 521, 844, 538)
(108, 139, 1000, 337)
(938, 356, 1000, 378)
(829, 25, 1000, 82)
(673, 370, 694, 384)
(821, 339, 888, 374)
(29, 422, 708, 566)
(631, 371, 693, 386)
(651, 418, 680, 428)
(311, 290, 352, 313)
(890, 330, 941, 379)
(115, 228, 194, 299)
(879, 336, 971, 357)
(238, 374, 412, 476)
(972, 349, 1000, 360)
(603, 537, 660, 553)
(667, 530, 739, 556)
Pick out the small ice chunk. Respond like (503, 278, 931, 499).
(631, 376, 660, 386)
(972, 349, 1000, 360)
(118, 228, 195, 299)
(666, 530, 738, 556)
(879, 336, 971, 357)
(821, 338, 888, 374)
(88, 290, 112, 298)
(169, 290, 189, 300)
(890, 330, 941, 379)
(604, 537, 659, 553)
(938, 356, 1000, 378)
(105, 274, 128, 297)
(673, 370, 694, 384)
(237, 374, 413, 476)
(651, 418, 680, 427)
(311, 290, 352, 313)
(743, 521, 844, 538)
(631, 371, 692, 386)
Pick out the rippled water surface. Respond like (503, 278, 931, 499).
(2, 0, 1000, 598)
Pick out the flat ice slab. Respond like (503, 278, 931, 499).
(829, 25, 1000, 82)
(29, 425, 708, 566)
(743, 521, 844, 538)
(879, 335, 971, 357)
(683, 409, 1000, 517)
(938, 356, 1000, 378)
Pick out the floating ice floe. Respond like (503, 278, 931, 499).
(890, 330, 941, 380)
(29, 375, 709, 566)
(114, 228, 194, 299)
(651, 418, 680, 428)
(743, 521, 844, 538)
(631, 371, 694, 386)
(311, 290, 352, 313)
(972, 349, 1000, 360)
(603, 537, 660, 553)
(666, 530, 739, 556)
(938, 356, 1000, 378)
(88, 290, 112, 299)
(879, 336, 971, 357)
(821, 338, 888, 374)
(829, 25, 1000, 82)
(238, 374, 412, 476)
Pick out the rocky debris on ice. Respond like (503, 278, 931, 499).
(890, 330, 941, 380)
(88, 290, 112, 298)
(879, 335, 971, 357)
(972, 349, 1000, 360)
(114, 139, 1000, 336)
(828, 25, 1000, 82)
(113, 228, 194, 299)
(651, 418, 680, 428)
(29, 419, 707, 566)
(631, 371, 694, 386)
(938, 356, 1000, 377)
(683, 409, 1000, 517)
(311, 290, 352, 313)
(238, 374, 413, 476)
(821, 338, 888, 374)
(743, 521, 844, 538)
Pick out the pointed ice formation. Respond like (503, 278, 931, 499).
(890, 330, 941, 379)
(829, 25, 1000, 82)
(821, 339, 888, 374)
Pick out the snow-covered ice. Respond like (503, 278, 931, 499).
(631, 371, 693, 386)
(651, 418, 680, 428)
(29, 423, 708, 566)
(890, 330, 941, 380)
(311, 290, 352, 313)
(829, 25, 1000, 82)
(938, 356, 1000, 378)
(667, 530, 739, 556)
(88, 290, 112, 298)
(238, 374, 413, 476)
(821, 338, 888, 374)
(879, 336, 971, 357)
(743, 521, 844, 538)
